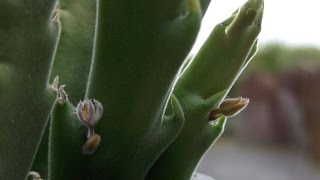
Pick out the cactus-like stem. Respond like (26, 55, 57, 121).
(1, 0, 264, 179)
(48, 102, 83, 179)
(48, 0, 201, 179)
(48, 94, 185, 179)
(86, 0, 200, 178)
(31, 1, 97, 177)
(147, 0, 264, 179)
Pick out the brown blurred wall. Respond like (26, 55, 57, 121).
(236, 66, 320, 162)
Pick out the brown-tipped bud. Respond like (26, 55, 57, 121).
(220, 97, 249, 117)
(76, 98, 103, 138)
(82, 134, 101, 155)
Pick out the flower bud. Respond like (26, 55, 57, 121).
(77, 98, 103, 126)
(76, 97, 103, 138)
(219, 97, 249, 117)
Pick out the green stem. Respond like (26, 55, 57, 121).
(0, 1, 60, 179)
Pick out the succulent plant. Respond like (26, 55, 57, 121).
(0, 0, 263, 179)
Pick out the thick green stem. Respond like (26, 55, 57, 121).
(147, 0, 264, 179)
(86, 0, 200, 178)
(32, 1, 97, 176)
(0, 0, 60, 179)
(48, 0, 201, 179)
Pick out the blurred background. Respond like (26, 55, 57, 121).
(195, 0, 320, 180)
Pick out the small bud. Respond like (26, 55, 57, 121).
(220, 97, 249, 117)
(57, 85, 68, 104)
(76, 98, 103, 138)
(52, 8, 60, 23)
(50, 76, 69, 104)
(28, 171, 43, 180)
(82, 134, 101, 155)
(50, 76, 59, 92)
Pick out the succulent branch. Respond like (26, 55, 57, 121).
(147, 0, 264, 179)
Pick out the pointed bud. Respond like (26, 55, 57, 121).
(82, 134, 101, 155)
(219, 97, 249, 117)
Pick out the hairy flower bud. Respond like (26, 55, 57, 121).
(76, 98, 103, 138)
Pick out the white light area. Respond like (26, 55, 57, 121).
(192, 0, 320, 54)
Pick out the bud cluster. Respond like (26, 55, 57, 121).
(76, 97, 103, 155)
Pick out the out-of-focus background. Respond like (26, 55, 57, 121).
(195, 0, 320, 179)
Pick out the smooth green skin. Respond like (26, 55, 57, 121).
(50, 0, 97, 103)
(31, 0, 97, 177)
(31, 120, 50, 180)
(48, 102, 84, 179)
(147, 0, 263, 179)
(49, 0, 201, 179)
(0, 0, 60, 179)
